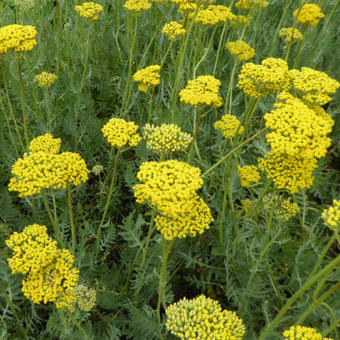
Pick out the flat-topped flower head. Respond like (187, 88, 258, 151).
(195, 5, 236, 25)
(6, 224, 79, 308)
(179, 75, 222, 107)
(322, 199, 340, 232)
(279, 27, 303, 44)
(258, 151, 317, 194)
(283, 325, 333, 340)
(133, 65, 161, 93)
(277, 197, 300, 221)
(226, 40, 255, 61)
(235, 0, 268, 10)
(162, 21, 186, 41)
(143, 123, 192, 153)
(289, 67, 340, 106)
(238, 165, 260, 188)
(13, 0, 35, 11)
(231, 15, 249, 27)
(29, 133, 61, 154)
(102, 118, 141, 148)
(74, 285, 96, 311)
(237, 57, 290, 98)
(264, 92, 334, 159)
(166, 295, 245, 339)
(155, 195, 213, 240)
(34, 72, 57, 89)
(293, 4, 324, 26)
(0, 24, 38, 54)
(124, 0, 152, 11)
(75, 2, 103, 21)
(214, 114, 244, 138)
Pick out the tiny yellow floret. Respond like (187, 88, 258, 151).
(34, 72, 58, 89)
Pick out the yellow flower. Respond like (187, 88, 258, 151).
(279, 27, 303, 44)
(133, 65, 161, 93)
(214, 114, 244, 138)
(74, 285, 96, 311)
(226, 40, 255, 61)
(29, 133, 61, 154)
(34, 72, 58, 89)
(124, 0, 152, 11)
(293, 4, 324, 27)
(276, 197, 300, 221)
(74, 2, 103, 21)
(0, 24, 38, 54)
(258, 151, 317, 194)
(166, 295, 245, 340)
(195, 5, 236, 26)
(289, 67, 340, 106)
(238, 165, 260, 188)
(102, 118, 141, 148)
(322, 199, 340, 231)
(237, 57, 290, 98)
(162, 21, 186, 41)
(283, 325, 333, 340)
(230, 15, 250, 27)
(235, 0, 268, 10)
(179, 75, 222, 107)
(264, 92, 333, 159)
(241, 198, 253, 213)
(143, 123, 192, 153)
(6, 224, 79, 308)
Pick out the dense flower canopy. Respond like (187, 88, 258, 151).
(293, 4, 324, 26)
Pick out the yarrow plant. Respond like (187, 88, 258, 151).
(34, 72, 58, 89)
(124, 0, 152, 11)
(279, 27, 303, 44)
(293, 4, 325, 27)
(235, 0, 268, 10)
(6, 224, 79, 308)
(73, 285, 97, 311)
(13, 0, 35, 11)
(238, 165, 260, 188)
(214, 114, 244, 138)
(133, 65, 161, 93)
(226, 40, 256, 61)
(143, 123, 192, 154)
(195, 5, 235, 26)
(165, 294, 245, 339)
(162, 21, 186, 41)
(74, 2, 103, 21)
(322, 199, 340, 232)
(283, 325, 333, 340)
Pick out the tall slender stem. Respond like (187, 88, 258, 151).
(16, 54, 29, 146)
(64, 309, 90, 340)
(67, 185, 76, 252)
(187, 107, 202, 162)
(45, 88, 53, 131)
(95, 148, 121, 259)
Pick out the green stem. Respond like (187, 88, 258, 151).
(65, 309, 90, 340)
(297, 282, 340, 325)
(224, 59, 239, 115)
(16, 54, 29, 147)
(157, 238, 175, 339)
(322, 317, 340, 338)
(258, 254, 340, 340)
(187, 107, 202, 162)
(56, 0, 62, 75)
(213, 21, 228, 76)
(202, 127, 267, 177)
(67, 185, 76, 252)
(45, 88, 52, 132)
(41, 190, 64, 247)
(95, 148, 121, 259)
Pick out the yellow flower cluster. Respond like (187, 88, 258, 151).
(238, 165, 260, 188)
(102, 118, 141, 148)
(195, 5, 235, 26)
(279, 27, 303, 44)
(226, 40, 255, 61)
(0, 24, 38, 54)
(13, 0, 34, 11)
(91, 164, 104, 175)
(214, 114, 244, 138)
(179, 75, 222, 107)
(293, 4, 324, 27)
(241, 198, 253, 213)
(283, 325, 333, 340)
(28, 133, 61, 154)
(133, 65, 161, 93)
(237, 58, 290, 98)
(165, 295, 245, 340)
(258, 151, 317, 194)
(264, 92, 333, 159)
(124, 0, 152, 11)
(230, 15, 249, 27)
(74, 285, 96, 311)
(143, 123, 192, 153)
(134, 160, 213, 240)
(276, 197, 300, 221)
(34, 72, 58, 89)
(162, 21, 186, 41)
(75, 2, 103, 21)
(8, 135, 89, 197)
(289, 67, 340, 106)
(170, 0, 199, 11)
(6, 224, 79, 308)
(322, 199, 340, 231)
(235, 0, 268, 10)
